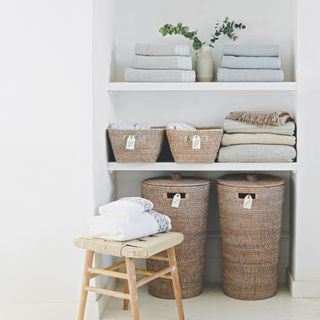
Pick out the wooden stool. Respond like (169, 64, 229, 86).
(74, 232, 185, 320)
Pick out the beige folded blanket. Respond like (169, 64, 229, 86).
(218, 144, 297, 163)
(224, 119, 295, 136)
(226, 111, 293, 126)
(222, 133, 296, 147)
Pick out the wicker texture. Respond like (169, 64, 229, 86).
(108, 128, 164, 163)
(166, 127, 223, 163)
(217, 174, 285, 300)
(142, 175, 210, 299)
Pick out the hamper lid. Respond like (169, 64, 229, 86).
(142, 173, 210, 187)
(217, 174, 284, 188)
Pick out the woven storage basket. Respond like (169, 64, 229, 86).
(142, 174, 210, 299)
(108, 128, 164, 163)
(217, 174, 285, 300)
(166, 127, 223, 163)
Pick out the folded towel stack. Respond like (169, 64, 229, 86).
(217, 45, 285, 82)
(125, 44, 196, 82)
(218, 111, 297, 163)
(89, 197, 172, 241)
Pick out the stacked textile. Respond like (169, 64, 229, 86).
(218, 111, 297, 163)
(217, 45, 284, 82)
(125, 44, 195, 82)
(89, 197, 172, 241)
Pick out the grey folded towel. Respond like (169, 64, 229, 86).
(218, 144, 297, 163)
(223, 45, 279, 57)
(125, 68, 196, 82)
(222, 56, 281, 69)
(217, 68, 284, 82)
(224, 119, 295, 136)
(135, 44, 191, 56)
(130, 56, 192, 70)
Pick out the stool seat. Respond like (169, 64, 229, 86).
(74, 232, 184, 258)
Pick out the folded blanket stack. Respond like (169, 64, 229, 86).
(217, 45, 285, 82)
(218, 111, 297, 163)
(125, 44, 195, 82)
(89, 197, 172, 241)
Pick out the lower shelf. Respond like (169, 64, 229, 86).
(107, 162, 298, 172)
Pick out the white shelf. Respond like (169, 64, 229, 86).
(107, 82, 297, 93)
(107, 162, 298, 172)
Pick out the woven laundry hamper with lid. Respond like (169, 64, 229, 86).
(142, 174, 210, 299)
(217, 174, 285, 300)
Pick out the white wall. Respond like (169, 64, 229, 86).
(0, 0, 97, 319)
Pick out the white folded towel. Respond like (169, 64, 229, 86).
(89, 210, 171, 241)
(217, 68, 284, 82)
(110, 121, 151, 130)
(224, 119, 295, 136)
(130, 55, 193, 70)
(125, 68, 196, 82)
(223, 45, 279, 57)
(222, 56, 281, 69)
(135, 43, 191, 56)
(167, 122, 196, 131)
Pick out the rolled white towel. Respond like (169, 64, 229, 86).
(167, 122, 196, 131)
(135, 43, 191, 56)
(89, 210, 171, 241)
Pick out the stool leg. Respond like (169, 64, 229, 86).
(123, 280, 129, 310)
(167, 247, 185, 320)
(77, 250, 94, 320)
(125, 258, 140, 320)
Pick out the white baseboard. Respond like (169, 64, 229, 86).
(288, 270, 320, 298)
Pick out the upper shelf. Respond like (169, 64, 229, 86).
(107, 82, 297, 93)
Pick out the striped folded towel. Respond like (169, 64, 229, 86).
(130, 55, 193, 70)
(222, 56, 281, 69)
(223, 45, 279, 57)
(135, 43, 191, 56)
(217, 68, 284, 82)
(125, 68, 196, 82)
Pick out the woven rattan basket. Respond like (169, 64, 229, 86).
(108, 128, 164, 163)
(166, 127, 223, 163)
(142, 174, 210, 299)
(217, 174, 285, 300)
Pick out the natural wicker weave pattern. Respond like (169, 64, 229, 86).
(217, 174, 285, 300)
(108, 128, 164, 163)
(166, 127, 223, 163)
(142, 175, 210, 299)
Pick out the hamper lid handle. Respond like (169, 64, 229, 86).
(246, 174, 258, 182)
(171, 173, 182, 181)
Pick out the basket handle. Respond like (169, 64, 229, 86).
(166, 192, 186, 199)
(238, 193, 256, 199)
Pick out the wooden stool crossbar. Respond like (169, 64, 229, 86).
(74, 232, 185, 320)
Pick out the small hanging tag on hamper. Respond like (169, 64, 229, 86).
(192, 135, 201, 150)
(126, 135, 135, 150)
(243, 194, 253, 209)
(171, 193, 181, 208)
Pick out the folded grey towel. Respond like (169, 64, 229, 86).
(221, 133, 296, 147)
(125, 68, 196, 82)
(223, 45, 279, 57)
(217, 68, 284, 82)
(222, 56, 281, 69)
(224, 119, 295, 136)
(135, 44, 191, 56)
(130, 56, 192, 70)
(218, 144, 297, 163)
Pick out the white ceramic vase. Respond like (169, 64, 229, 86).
(195, 45, 215, 82)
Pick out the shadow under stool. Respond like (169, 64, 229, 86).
(74, 232, 185, 320)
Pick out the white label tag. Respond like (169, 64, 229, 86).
(171, 193, 181, 208)
(243, 194, 253, 209)
(192, 135, 201, 150)
(126, 135, 135, 150)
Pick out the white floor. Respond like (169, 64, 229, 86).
(102, 285, 320, 320)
